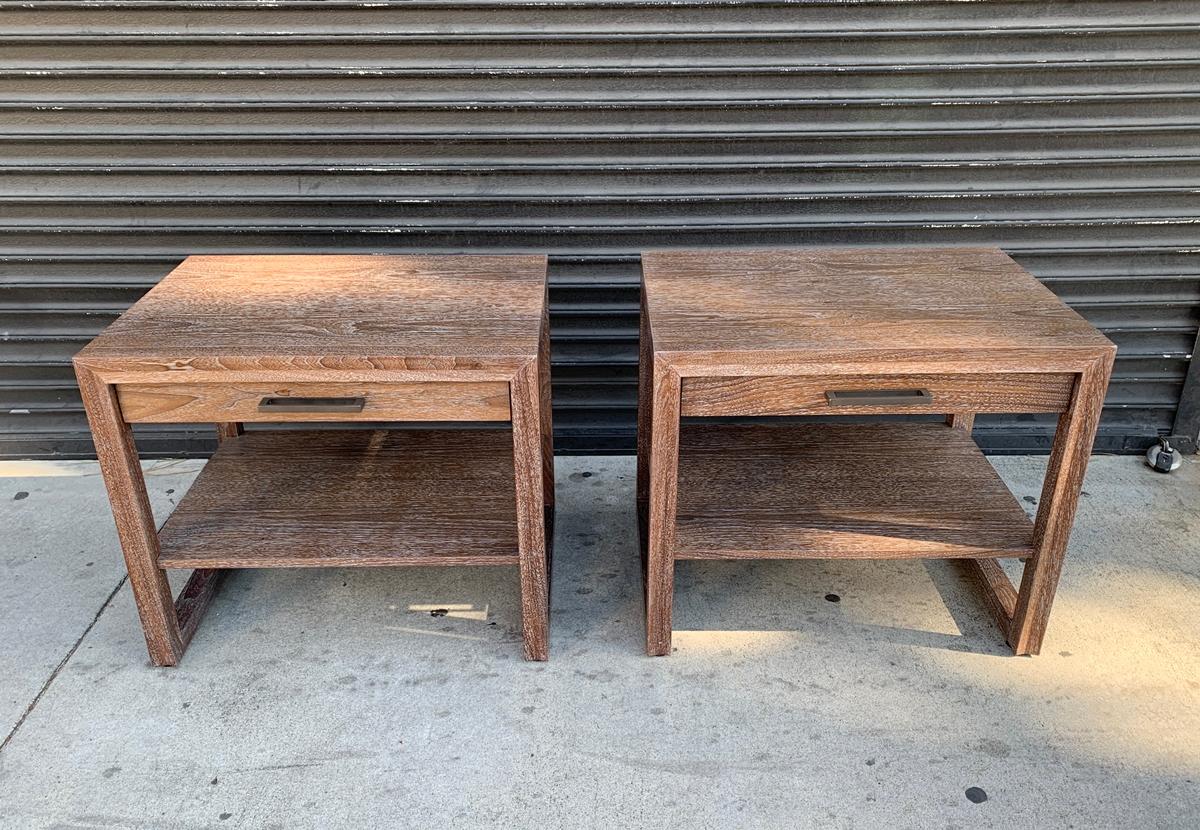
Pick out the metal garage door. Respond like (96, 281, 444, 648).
(1, 0, 1198, 456)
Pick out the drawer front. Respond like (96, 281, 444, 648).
(680, 373, 1075, 417)
(117, 381, 511, 423)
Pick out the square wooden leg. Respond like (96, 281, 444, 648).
(1009, 356, 1113, 655)
(510, 359, 551, 661)
(970, 356, 1113, 655)
(215, 422, 243, 440)
(946, 412, 975, 433)
(76, 365, 187, 665)
(645, 358, 681, 656)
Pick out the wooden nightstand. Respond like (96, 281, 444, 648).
(74, 255, 554, 663)
(638, 247, 1115, 657)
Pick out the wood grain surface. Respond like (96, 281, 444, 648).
(76, 253, 553, 663)
(642, 247, 1114, 372)
(969, 557, 1019, 636)
(645, 357, 682, 656)
(74, 254, 548, 377)
(75, 363, 184, 666)
(681, 372, 1073, 417)
(639, 246, 1116, 657)
(118, 381, 511, 423)
(157, 429, 521, 569)
(1010, 354, 1114, 655)
(510, 359, 551, 661)
(674, 423, 1035, 560)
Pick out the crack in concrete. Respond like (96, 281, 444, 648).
(0, 575, 127, 756)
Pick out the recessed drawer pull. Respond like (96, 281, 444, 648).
(825, 388, 934, 407)
(257, 396, 366, 413)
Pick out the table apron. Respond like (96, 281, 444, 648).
(680, 372, 1075, 417)
(116, 380, 512, 423)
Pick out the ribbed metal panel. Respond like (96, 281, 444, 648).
(1, 0, 1198, 456)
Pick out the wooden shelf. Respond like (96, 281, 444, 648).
(157, 429, 520, 569)
(674, 423, 1034, 561)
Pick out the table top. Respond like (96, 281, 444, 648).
(642, 247, 1115, 373)
(75, 254, 548, 377)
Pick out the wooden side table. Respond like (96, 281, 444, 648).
(74, 255, 554, 663)
(638, 247, 1115, 657)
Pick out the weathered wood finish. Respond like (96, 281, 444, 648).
(75, 254, 553, 663)
(1011, 356, 1114, 655)
(968, 557, 1019, 636)
(157, 429, 521, 569)
(175, 568, 226, 649)
(74, 254, 547, 377)
(675, 423, 1035, 560)
(511, 359, 551, 661)
(680, 373, 1073, 417)
(214, 422, 243, 441)
(118, 381, 512, 423)
(645, 356, 682, 657)
(640, 247, 1116, 656)
(75, 363, 183, 666)
(641, 247, 1114, 373)
(946, 412, 976, 433)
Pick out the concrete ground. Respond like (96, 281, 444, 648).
(0, 452, 1197, 829)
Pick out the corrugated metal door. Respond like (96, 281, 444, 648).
(2, 0, 1198, 456)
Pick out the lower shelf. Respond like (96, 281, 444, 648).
(157, 429, 520, 568)
(674, 422, 1035, 560)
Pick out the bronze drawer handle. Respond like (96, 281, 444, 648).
(257, 396, 366, 413)
(825, 388, 934, 407)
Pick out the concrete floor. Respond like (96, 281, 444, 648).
(0, 452, 1197, 829)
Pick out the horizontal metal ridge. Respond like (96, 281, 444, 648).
(6, 0, 1196, 22)
(6, 125, 1199, 141)
(5, 92, 1200, 110)
(4, 185, 1199, 201)
(10, 154, 1200, 172)
(2, 216, 1198, 230)
(6, 59, 1199, 75)
(2, 24, 1198, 42)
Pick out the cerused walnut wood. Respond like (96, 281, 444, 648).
(75, 254, 546, 378)
(118, 381, 512, 423)
(675, 423, 1034, 560)
(680, 373, 1073, 417)
(639, 247, 1115, 657)
(75, 254, 553, 664)
(157, 429, 521, 569)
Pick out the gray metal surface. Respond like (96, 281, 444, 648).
(1, 0, 1198, 456)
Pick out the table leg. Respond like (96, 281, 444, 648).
(646, 358, 681, 656)
(1008, 355, 1113, 655)
(215, 422, 243, 440)
(511, 359, 550, 661)
(175, 423, 242, 643)
(947, 412, 975, 433)
(76, 364, 184, 666)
